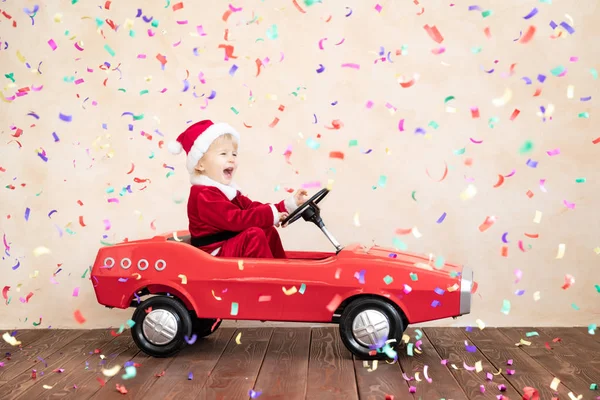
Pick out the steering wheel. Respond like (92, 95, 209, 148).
(281, 188, 330, 228)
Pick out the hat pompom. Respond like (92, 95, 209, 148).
(168, 140, 183, 155)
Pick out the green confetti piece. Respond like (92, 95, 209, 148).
(306, 138, 320, 149)
(450, 271, 459, 278)
(591, 383, 598, 390)
(95, 17, 104, 27)
(106, 187, 115, 194)
(129, 30, 135, 38)
(481, 10, 492, 18)
(151, 19, 159, 28)
(383, 275, 393, 285)
(173, 196, 184, 204)
(378, 175, 387, 187)
(118, 88, 127, 93)
(434, 256, 445, 269)
(63, 76, 75, 82)
(595, 284, 600, 293)
(133, 113, 144, 120)
(164, 0, 170, 7)
(65, 228, 75, 235)
(454, 147, 466, 156)
(519, 140, 534, 154)
(550, 65, 565, 76)
(266, 24, 279, 40)
(140, 89, 149, 95)
(411, 191, 417, 201)
(119, 188, 127, 197)
(525, 331, 539, 337)
(71, 0, 79, 4)
(488, 116, 499, 128)
(64, 30, 70, 35)
(471, 46, 482, 54)
(392, 237, 407, 251)
(349, 139, 358, 147)
(444, 96, 455, 103)
(230, 106, 239, 115)
(578, 112, 589, 118)
(401, 44, 408, 55)
(501, 299, 511, 315)
(126, 319, 136, 328)
(149, 152, 155, 159)
(571, 303, 580, 310)
(299, 283, 306, 294)
(166, 171, 174, 178)
(589, 323, 597, 334)
(414, 329, 423, 340)
(409, 273, 418, 281)
(428, 120, 439, 129)
(539, 0, 552, 3)
(575, 178, 586, 183)
(4, 73, 15, 83)
(591, 68, 598, 79)
(81, 268, 89, 278)
(406, 342, 414, 356)
(100, 240, 114, 246)
(304, 0, 319, 6)
(104, 44, 115, 57)
(230, 302, 239, 316)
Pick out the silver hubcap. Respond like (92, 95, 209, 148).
(142, 309, 178, 345)
(352, 309, 390, 347)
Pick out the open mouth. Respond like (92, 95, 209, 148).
(223, 167, 234, 179)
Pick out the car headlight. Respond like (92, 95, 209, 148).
(459, 266, 473, 316)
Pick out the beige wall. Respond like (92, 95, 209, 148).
(1, 0, 599, 330)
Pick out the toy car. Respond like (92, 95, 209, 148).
(91, 188, 473, 359)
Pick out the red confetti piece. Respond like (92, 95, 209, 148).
(77, 200, 84, 206)
(156, 54, 167, 65)
(524, 233, 539, 239)
(74, 309, 86, 324)
(268, 117, 280, 128)
(255, 58, 263, 76)
(79, 216, 86, 227)
(526, 190, 534, 198)
(592, 136, 600, 144)
(292, 0, 306, 13)
(116, 384, 128, 394)
(329, 151, 344, 160)
(478, 216, 496, 232)
(218, 44, 237, 59)
(471, 107, 480, 118)
(325, 120, 344, 130)
(426, 162, 448, 182)
(126, 163, 135, 174)
(222, 9, 233, 21)
(533, 88, 542, 97)
(501, 246, 508, 257)
(423, 24, 444, 43)
(510, 109, 520, 120)
(484, 27, 492, 38)
(493, 175, 505, 188)
(522, 387, 539, 400)
(172, 2, 184, 11)
(104, 1, 111, 9)
(519, 26, 536, 43)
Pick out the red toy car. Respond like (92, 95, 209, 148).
(91, 188, 473, 359)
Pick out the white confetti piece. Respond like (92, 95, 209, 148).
(533, 210, 542, 224)
(235, 332, 242, 344)
(550, 377, 560, 391)
(556, 243, 566, 259)
(102, 365, 121, 377)
(2, 332, 21, 346)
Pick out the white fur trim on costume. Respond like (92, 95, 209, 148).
(190, 174, 239, 201)
(284, 196, 299, 214)
(269, 204, 279, 226)
(185, 122, 240, 174)
(168, 140, 183, 155)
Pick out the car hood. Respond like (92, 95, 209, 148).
(341, 244, 463, 276)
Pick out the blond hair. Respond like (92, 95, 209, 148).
(193, 133, 238, 176)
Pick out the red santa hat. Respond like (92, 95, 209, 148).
(168, 119, 240, 174)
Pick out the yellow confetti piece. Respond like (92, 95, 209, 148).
(282, 286, 298, 295)
(30, 270, 39, 278)
(353, 212, 360, 227)
(533, 210, 542, 224)
(402, 334, 410, 344)
(172, 232, 182, 242)
(516, 339, 531, 346)
(54, 13, 62, 22)
(568, 392, 583, 400)
(533, 291, 541, 301)
(459, 184, 477, 200)
(492, 88, 512, 107)
(476, 319, 486, 330)
(16, 51, 26, 63)
(2, 332, 22, 346)
(415, 372, 421, 381)
(211, 290, 222, 301)
(550, 377, 561, 391)
(132, 273, 142, 280)
(594, 247, 600, 255)
(326, 179, 335, 191)
(238, 260, 244, 270)
(178, 274, 187, 284)
(102, 365, 121, 377)
(475, 361, 483, 372)
(33, 246, 51, 257)
(556, 243, 566, 259)
(235, 332, 242, 344)
(447, 283, 459, 292)
(368, 360, 378, 372)
(567, 85, 574, 99)
(412, 227, 422, 238)
(43, 385, 53, 389)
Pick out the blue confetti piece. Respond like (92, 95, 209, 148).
(436, 212, 447, 223)
(299, 283, 306, 294)
(537, 74, 546, 83)
(208, 90, 217, 100)
(188, 372, 193, 380)
(434, 287, 445, 296)
(526, 159, 538, 168)
(431, 300, 440, 307)
(229, 64, 238, 76)
(560, 21, 575, 34)
(354, 269, 366, 284)
(521, 77, 532, 85)
(24, 207, 31, 221)
(52, 132, 60, 142)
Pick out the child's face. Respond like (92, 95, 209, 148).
(195, 136, 238, 185)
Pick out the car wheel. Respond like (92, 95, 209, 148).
(338, 297, 405, 360)
(191, 316, 221, 338)
(131, 296, 192, 358)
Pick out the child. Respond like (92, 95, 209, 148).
(168, 119, 308, 258)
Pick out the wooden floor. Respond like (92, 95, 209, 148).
(1, 327, 599, 399)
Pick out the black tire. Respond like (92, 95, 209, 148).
(131, 296, 192, 358)
(191, 316, 222, 338)
(338, 297, 405, 360)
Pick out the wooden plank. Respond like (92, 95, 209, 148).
(0, 329, 85, 386)
(144, 327, 236, 400)
(88, 348, 175, 400)
(464, 328, 574, 399)
(197, 328, 273, 400)
(398, 328, 468, 400)
(353, 358, 412, 400)
(305, 327, 358, 400)
(499, 327, 600, 395)
(36, 332, 139, 399)
(540, 327, 600, 356)
(251, 327, 311, 400)
(0, 329, 51, 351)
(0, 330, 114, 400)
(424, 328, 522, 400)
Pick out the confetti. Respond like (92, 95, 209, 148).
(235, 331, 242, 344)
(74, 309, 86, 324)
(178, 274, 187, 284)
(230, 302, 239, 315)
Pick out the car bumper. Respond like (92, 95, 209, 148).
(459, 266, 473, 316)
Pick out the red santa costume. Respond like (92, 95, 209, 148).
(168, 120, 299, 259)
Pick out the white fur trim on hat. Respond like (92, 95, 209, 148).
(168, 140, 183, 155)
(186, 122, 240, 174)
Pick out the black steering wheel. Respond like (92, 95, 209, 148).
(281, 188, 330, 228)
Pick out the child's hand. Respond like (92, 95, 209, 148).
(276, 212, 289, 227)
(294, 189, 308, 206)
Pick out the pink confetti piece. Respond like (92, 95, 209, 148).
(563, 200, 575, 209)
(196, 25, 207, 36)
(506, 369, 515, 375)
(72, 287, 80, 297)
(341, 63, 360, 69)
(480, 385, 486, 393)
(409, 386, 416, 393)
(366, 100, 374, 108)
(375, 4, 383, 13)
(498, 384, 506, 391)
(398, 119, 405, 131)
(48, 39, 57, 51)
(507, 359, 513, 365)
(486, 372, 493, 380)
(74, 78, 84, 85)
(107, 198, 119, 203)
(546, 148, 560, 156)
(258, 295, 271, 302)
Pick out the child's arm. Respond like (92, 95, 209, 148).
(237, 193, 299, 214)
(197, 188, 280, 231)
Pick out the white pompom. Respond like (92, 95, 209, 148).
(168, 140, 183, 155)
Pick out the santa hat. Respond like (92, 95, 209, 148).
(168, 120, 240, 174)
